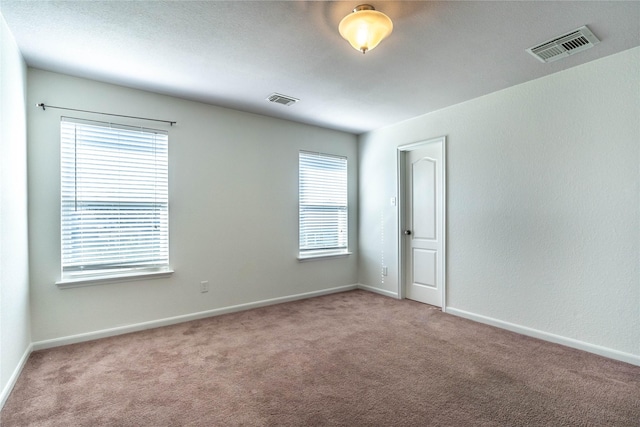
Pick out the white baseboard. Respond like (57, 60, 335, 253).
(446, 307, 640, 367)
(33, 284, 358, 351)
(357, 284, 399, 299)
(1, 343, 33, 410)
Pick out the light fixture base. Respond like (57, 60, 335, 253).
(353, 4, 375, 12)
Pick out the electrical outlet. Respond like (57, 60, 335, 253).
(200, 281, 209, 293)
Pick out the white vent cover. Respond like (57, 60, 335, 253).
(527, 26, 600, 63)
(267, 93, 299, 106)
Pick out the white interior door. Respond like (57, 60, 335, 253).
(403, 139, 445, 307)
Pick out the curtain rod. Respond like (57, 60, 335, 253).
(35, 103, 176, 126)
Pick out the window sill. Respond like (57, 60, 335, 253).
(56, 269, 174, 289)
(297, 252, 352, 262)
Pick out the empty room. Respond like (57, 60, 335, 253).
(1, 1, 639, 425)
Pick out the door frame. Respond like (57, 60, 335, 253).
(396, 136, 447, 311)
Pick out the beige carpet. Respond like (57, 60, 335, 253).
(2, 290, 639, 426)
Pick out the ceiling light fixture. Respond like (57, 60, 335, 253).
(339, 4, 393, 54)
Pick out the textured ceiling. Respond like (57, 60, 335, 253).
(1, 1, 639, 134)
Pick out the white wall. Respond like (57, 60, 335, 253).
(359, 47, 640, 363)
(0, 14, 31, 405)
(28, 69, 358, 343)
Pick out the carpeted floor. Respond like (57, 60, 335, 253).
(2, 290, 639, 426)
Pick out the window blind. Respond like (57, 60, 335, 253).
(299, 151, 348, 255)
(61, 117, 169, 279)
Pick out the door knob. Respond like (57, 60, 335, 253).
(404, 230, 412, 235)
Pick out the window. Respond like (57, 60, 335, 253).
(60, 117, 170, 283)
(299, 151, 348, 258)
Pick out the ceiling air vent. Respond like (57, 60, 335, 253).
(526, 26, 600, 63)
(267, 93, 299, 106)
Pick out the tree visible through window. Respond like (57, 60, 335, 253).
(299, 151, 348, 257)
(60, 117, 169, 281)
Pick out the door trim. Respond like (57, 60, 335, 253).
(396, 136, 447, 311)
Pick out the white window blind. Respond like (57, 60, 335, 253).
(60, 117, 169, 280)
(299, 151, 348, 256)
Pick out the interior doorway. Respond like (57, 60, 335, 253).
(397, 137, 446, 309)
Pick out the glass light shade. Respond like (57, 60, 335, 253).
(339, 5, 393, 54)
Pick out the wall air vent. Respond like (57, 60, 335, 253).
(267, 93, 299, 106)
(526, 26, 600, 63)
